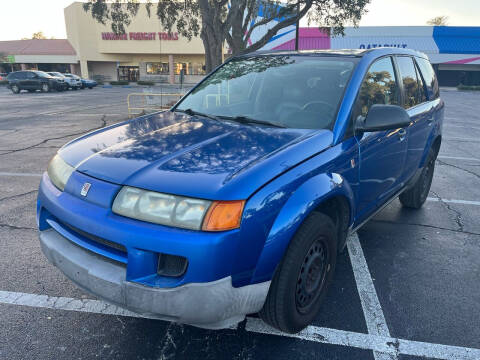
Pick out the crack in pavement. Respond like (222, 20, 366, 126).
(430, 191, 465, 232)
(0, 115, 107, 156)
(436, 159, 480, 180)
(0, 189, 38, 203)
(370, 219, 480, 237)
(0, 223, 36, 231)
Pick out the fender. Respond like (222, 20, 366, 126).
(250, 172, 355, 284)
(419, 99, 444, 168)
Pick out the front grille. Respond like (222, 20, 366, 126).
(62, 222, 127, 254)
(157, 253, 188, 277)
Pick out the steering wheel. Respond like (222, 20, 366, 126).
(301, 101, 336, 115)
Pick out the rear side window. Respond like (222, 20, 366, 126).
(415, 64, 428, 103)
(396, 56, 423, 109)
(357, 56, 400, 117)
(416, 57, 440, 100)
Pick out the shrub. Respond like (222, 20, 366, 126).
(0, 80, 8, 86)
(457, 84, 480, 91)
(137, 80, 155, 86)
(109, 80, 130, 86)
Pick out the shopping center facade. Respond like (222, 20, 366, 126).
(0, 1, 479, 86)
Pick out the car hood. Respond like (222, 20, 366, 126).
(59, 111, 333, 200)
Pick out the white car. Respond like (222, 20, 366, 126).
(62, 73, 82, 90)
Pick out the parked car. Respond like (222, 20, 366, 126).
(46, 72, 68, 91)
(48, 72, 77, 90)
(7, 70, 65, 93)
(37, 48, 443, 333)
(62, 73, 82, 90)
(80, 78, 97, 89)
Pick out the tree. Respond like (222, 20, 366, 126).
(21, 31, 55, 40)
(427, 16, 448, 26)
(82, 0, 370, 72)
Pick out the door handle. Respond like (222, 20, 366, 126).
(398, 128, 406, 141)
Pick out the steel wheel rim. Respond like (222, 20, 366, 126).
(295, 238, 329, 314)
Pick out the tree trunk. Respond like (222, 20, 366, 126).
(201, 27, 224, 73)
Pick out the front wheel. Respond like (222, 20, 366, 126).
(259, 212, 337, 333)
(41, 83, 50, 93)
(399, 148, 436, 209)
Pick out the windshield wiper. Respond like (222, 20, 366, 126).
(218, 115, 286, 128)
(174, 108, 220, 122)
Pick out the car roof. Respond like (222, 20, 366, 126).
(246, 47, 428, 59)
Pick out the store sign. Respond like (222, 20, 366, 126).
(101, 32, 179, 41)
(359, 43, 408, 49)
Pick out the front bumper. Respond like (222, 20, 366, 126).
(40, 226, 270, 329)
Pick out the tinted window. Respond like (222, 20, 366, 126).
(415, 64, 427, 103)
(176, 55, 357, 130)
(7, 73, 17, 80)
(357, 56, 400, 117)
(396, 56, 422, 109)
(416, 57, 439, 99)
(25, 72, 36, 79)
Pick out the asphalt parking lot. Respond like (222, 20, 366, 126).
(0, 85, 479, 360)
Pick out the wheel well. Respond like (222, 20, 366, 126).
(432, 135, 442, 158)
(313, 196, 350, 252)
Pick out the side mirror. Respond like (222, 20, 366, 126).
(356, 104, 410, 133)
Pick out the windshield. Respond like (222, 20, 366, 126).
(175, 55, 357, 129)
(50, 72, 64, 77)
(35, 71, 52, 79)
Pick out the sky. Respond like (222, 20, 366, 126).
(0, 0, 479, 41)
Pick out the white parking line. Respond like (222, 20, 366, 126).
(427, 197, 480, 206)
(1, 290, 479, 359)
(0, 172, 42, 177)
(347, 234, 396, 360)
(245, 318, 480, 360)
(438, 155, 480, 161)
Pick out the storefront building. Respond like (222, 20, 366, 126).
(1, 1, 479, 86)
(64, 2, 213, 84)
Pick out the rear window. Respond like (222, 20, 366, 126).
(7, 72, 19, 80)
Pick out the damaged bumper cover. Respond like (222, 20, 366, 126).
(39, 228, 270, 329)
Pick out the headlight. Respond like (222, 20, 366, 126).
(47, 154, 74, 191)
(112, 186, 245, 231)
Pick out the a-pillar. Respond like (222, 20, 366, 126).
(168, 55, 174, 84)
(79, 60, 89, 79)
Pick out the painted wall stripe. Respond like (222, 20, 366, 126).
(1, 290, 479, 360)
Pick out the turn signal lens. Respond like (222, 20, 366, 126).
(202, 200, 245, 231)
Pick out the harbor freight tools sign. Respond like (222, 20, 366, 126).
(101, 32, 179, 40)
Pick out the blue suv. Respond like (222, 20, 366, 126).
(37, 48, 443, 333)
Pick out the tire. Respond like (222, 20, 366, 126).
(259, 212, 337, 333)
(41, 83, 50, 93)
(399, 148, 436, 209)
(11, 84, 20, 94)
(28, 89, 35, 93)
